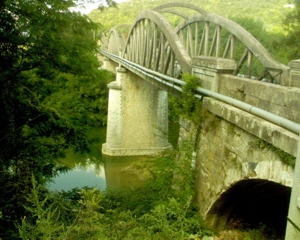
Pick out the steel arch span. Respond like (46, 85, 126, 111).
(101, 2, 289, 83)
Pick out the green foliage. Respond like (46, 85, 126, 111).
(44, 71, 113, 127)
(249, 139, 296, 168)
(281, 3, 300, 61)
(0, 0, 113, 238)
(18, 144, 213, 240)
(19, 178, 106, 239)
(67, 188, 105, 239)
(169, 74, 203, 125)
(19, 176, 65, 240)
(89, 0, 290, 34)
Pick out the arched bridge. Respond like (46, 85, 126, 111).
(99, 3, 300, 239)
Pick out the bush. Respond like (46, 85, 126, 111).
(18, 148, 213, 239)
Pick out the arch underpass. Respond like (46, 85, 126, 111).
(205, 179, 291, 237)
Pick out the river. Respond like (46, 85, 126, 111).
(48, 127, 107, 191)
(48, 123, 179, 192)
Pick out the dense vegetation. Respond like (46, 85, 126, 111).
(18, 150, 214, 239)
(1, 0, 299, 239)
(0, 0, 114, 238)
(89, 0, 292, 31)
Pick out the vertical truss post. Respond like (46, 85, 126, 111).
(204, 22, 209, 56)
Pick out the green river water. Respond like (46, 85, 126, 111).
(48, 127, 107, 191)
(48, 123, 179, 191)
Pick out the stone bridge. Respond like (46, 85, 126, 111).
(99, 3, 300, 239)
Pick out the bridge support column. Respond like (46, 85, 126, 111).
(102, 67, 172, 156)
(191, 56, 236, 92)
(102, 57, 118, 73)
(104, 67, 123, 149)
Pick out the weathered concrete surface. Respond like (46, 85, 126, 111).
(103, 67, 172, 156)
(104, 67, 123, 150)
(219, 74, 300, 124)
(203, 98, 298, 157)
(289, 59, 300, 88)
(101, 57, 119, 73)
(192, 57, 236, 92)
(189, 103, 295, 219)
(285, 135, 300, 240)
(192, 56, 300, 124)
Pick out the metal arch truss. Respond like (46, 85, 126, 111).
(101, 2, 289, 82)
(122, 10, 192, 77)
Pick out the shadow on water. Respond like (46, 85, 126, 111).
(103, 155, 156, 191)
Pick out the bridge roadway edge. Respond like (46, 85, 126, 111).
(202, 97, 298, 158)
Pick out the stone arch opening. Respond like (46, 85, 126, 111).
(206, 179, 291, 237)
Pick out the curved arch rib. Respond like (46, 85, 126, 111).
(104, 3, 288, 83)
(152, 2, 207, 17)
(175, 13, 289, 81)
(123, 10, 192, 75)
(107, 25, 130, 56)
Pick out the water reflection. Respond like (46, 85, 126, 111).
(103, 121, 179, 191)
(48, 127, 106, 191)
(49, 123, 179, 192)
(104, 155, 155, 191)
(49, 161, 106, 191)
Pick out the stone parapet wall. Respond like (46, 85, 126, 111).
(219, 74, 300, 124)
(192, 56, 236, 92)
(203, 98, 298, 157)
(192, 56, 300, 125)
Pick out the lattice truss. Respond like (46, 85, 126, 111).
(102, 3, 288, 83)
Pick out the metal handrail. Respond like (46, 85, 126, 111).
(101, 50, 300, 135)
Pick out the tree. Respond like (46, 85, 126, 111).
(282, 2, 300, 60)
(0, 0, 115, 238)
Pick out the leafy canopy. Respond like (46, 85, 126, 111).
(0, 0, 115, 238)
(282, 2, 300, 60)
